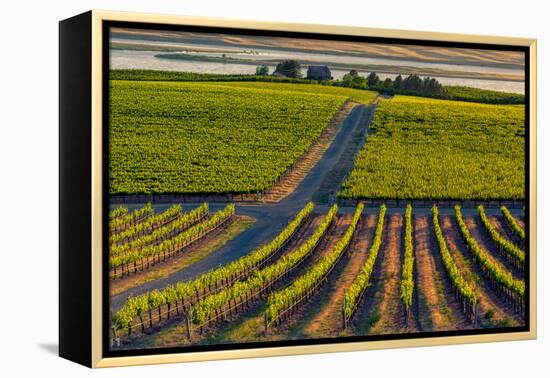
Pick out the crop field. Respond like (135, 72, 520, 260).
(107, 70, 526, 351)
(109, 202, 525, 348)
(109, 80, 377, 195)
(206, 81, 380, 105)
(444, 86, 525, 104)
(339, 95, 525, 200)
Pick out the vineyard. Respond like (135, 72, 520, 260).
(339, 95, 525, 200)
(110, 202, 526, 348)
(106, 71, 527, 351)
(443, 86, 525, 105)
(110, 80, 376, 196)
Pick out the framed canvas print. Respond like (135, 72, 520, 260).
(59, 10, 537, 368)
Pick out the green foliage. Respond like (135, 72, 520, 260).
(113, 202, 314, 330)
(256, 65, 269, 76)
(342, 70, 367, 89)
(367, 72, 380, 87)
(382, 78, 393, 88)
(477, 205, 525, 268)
(444, 86, 524, 105)
(454, 205, 524, 299)
(393, 74, 522, 104)
(110, 69, 313, 84)
(501, 206, 525, 239)
(109, 206, 128, 220)
(111, 69, 522, 105)
(191, 204, 338, 325)
(339, 71, 520, 105)
(432, 205, 477, 309)
(344, 204, 386, 320)
(109, 80, 347, 195)
(109, 204, 235, 268)
(109, 203, 207, 250)
(400, 204, 414, 313)
(267, 204, 363, 325)
(109, 203, 154, 231)
(274, 60, 302, 78)
(340, 95, 525, 200)
(211, 81, 378, 105)
(393, 75, 403, 89)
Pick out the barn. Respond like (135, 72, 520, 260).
(307, 65, 332, 81)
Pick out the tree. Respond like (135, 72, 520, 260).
(367, 72, 380, 87)
(382, 78, 393, 88)
(342, 70, 366, 88)
(342, 73, 354, 87)
(394, 75, 403, 90)
(273, 60, 302, 78)
(402, 74, 422, 91)
(353, 76, 366, 88)
(256, 65, 269, 76)
(426, 78, 443, 95)
(423, 76, 432, 91)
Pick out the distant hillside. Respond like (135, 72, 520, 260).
(110, 28, 525, 70)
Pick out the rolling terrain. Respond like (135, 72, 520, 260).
(107, 78, 527, 350)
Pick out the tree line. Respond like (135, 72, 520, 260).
(256, 60, 445, 97)
(341, 70, 445, 96)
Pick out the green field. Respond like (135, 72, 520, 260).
(443, 86, 524, 104)
(110, 69, 315, 84)
(110, 70, 524, 105)
(110, 80, 377, 195)
(339, 95, 525, 200)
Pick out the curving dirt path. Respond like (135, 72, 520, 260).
(194, 215, 353, 344)
(312, 104, 377, 204)
(440, 215, 523, 328)
(110, 103, 377, 313)
(263, 100, 359, 203)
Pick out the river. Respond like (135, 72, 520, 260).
(110, 39, 525, 94)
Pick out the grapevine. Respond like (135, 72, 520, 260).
(400, 204, 414, 317)
(110, 203, 208, 253)
(266, 203, 363, 326)
(477, 205, 524, 270)
(191, 204, 338, 326)
(109, 206, 128, 220)
(455, 205, 524, 309)
(109, 203, 154, 233)
(432, 206, 477, 321)
(501, 206, 525, 240)
(113, 202, 315, 331)
(109, 204, 234, 270)
(343, 204, 386, 321)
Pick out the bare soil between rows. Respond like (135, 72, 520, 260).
(114, 206, 526, 349)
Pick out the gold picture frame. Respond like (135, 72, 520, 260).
(59, 9, 537, 368)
